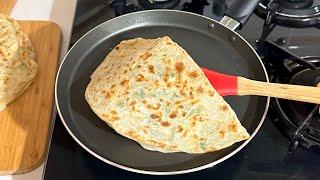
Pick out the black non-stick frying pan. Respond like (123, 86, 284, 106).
(55, 0, 269, 175)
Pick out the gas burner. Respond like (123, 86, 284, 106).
(109, 0, 188, 16)
(266, 54, 320, 153)
(138, 0, 180, 9)
(277, 0, 313, 9)
(255, 0, 320, 28)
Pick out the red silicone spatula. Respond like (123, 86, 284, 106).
(201, 68, 320, 104)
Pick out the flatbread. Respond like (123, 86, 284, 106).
(85, 36, 249, 153)
(0, 14, 37, 110)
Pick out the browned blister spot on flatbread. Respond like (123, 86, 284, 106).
(111, 110, 117, 115)
(120, 79, 129, 86)
(220, 105, 228, 112)
(177, 125, 184, 133)
(229, 121, 238, 132)
(169, 111, 178, 119)
(142, 128, 148, 134)
(135, 74, 146, 82)
(139, 51, 152, 61)
(190, 98, 199, 105)
(163, 66, 171, 82)
(175, 62, 184, 73)
(182, 130, 188, 137)
(148, 64, 154, 74)
(188, 71, 198, 78)
(196, 86, 204, 94)
(147, 139, 177, 149)
(150, 112, 162, 121)
(219, 130, 225, 138)
(115, 46, 120, 50)
(147, 103, 160, 110)
(129, 100, 138, 112)
(161, 121, 171, 127)
(189, 90, 194, 99)
(209, 90, 215, 97)
(105, 90, 115, 100)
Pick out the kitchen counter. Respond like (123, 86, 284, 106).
(0, 0, 77, 179)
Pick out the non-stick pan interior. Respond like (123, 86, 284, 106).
(56, 10, 268, 174)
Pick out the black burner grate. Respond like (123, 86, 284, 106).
(258, 41, 320, 153)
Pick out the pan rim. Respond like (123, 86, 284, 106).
(55, 9, 270, 175)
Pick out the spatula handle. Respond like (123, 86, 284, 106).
(237, 77, 320, 104)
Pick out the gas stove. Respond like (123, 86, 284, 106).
(44, 0, 320, 179)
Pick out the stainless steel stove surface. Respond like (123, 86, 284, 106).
(44, 0, 320, 179)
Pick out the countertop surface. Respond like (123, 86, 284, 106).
(0, 0, 77, 179)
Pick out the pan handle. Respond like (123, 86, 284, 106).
(220, 0, 261, 30)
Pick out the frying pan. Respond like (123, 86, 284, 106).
(55, 0, 269, 175)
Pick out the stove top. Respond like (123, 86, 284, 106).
(44, 0, 320, 179)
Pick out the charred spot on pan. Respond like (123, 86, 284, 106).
(175, 62, 184, 73)
(220, 105, 228, 112)
(188, 71, 198, 78)
(161, 121, 171, 127)
(148, 64, 155, 74)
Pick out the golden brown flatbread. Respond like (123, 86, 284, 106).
(0, 14, 37, 110)
(85, 36, 249, 153)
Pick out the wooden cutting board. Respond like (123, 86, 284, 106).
(0, 21, 61, 175)
(0, 0, 16, 15)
